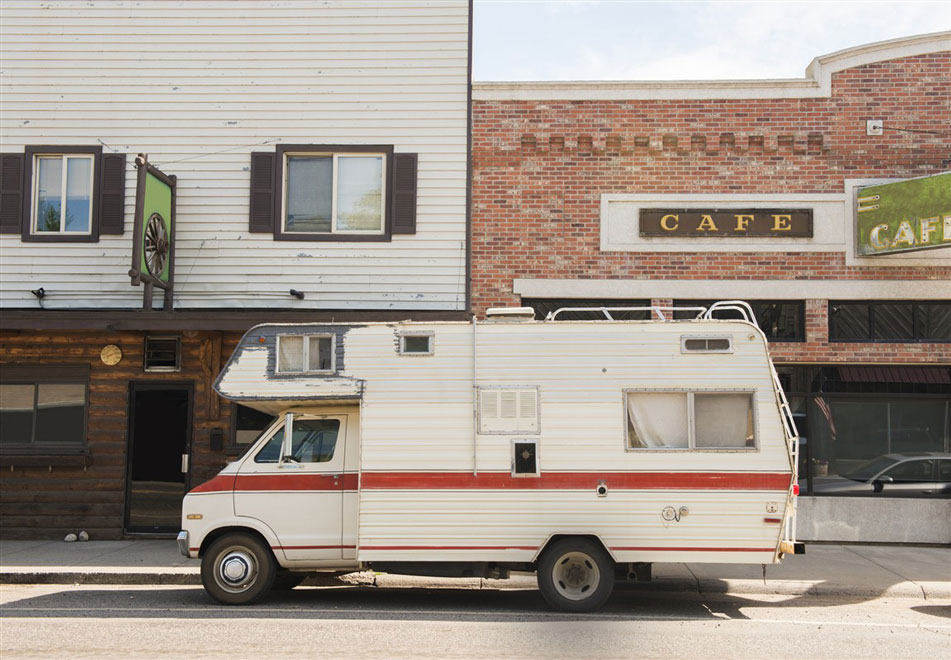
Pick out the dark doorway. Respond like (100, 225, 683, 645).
(125, 383, 193, 534)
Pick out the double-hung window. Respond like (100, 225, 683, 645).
(282, 148, 386, 236)
(32, 154, 95, 235)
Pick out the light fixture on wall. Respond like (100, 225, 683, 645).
(289, 289, 305, 300)
(30, 288, 46, 299)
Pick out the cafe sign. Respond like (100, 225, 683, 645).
(639, 209, 813, 237)
(856, 171, 951, 256)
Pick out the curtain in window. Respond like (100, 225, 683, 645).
(627, 393, 688, 448)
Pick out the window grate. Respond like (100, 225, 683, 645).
(144, 337, 181, 372)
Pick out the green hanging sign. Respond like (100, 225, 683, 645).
(129, 154, 177, 308)
(856, 171, 951, 256)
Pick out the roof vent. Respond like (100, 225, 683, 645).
(485, 307, 536, 321)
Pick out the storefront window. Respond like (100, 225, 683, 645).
(674, 300, 804, 342)
(829, 301, 951, 342)
(779, 365, 950, 497)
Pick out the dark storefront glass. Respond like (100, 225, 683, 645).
(779, 365, 950, 498)
(673, 300, 804, 341)
(830, 301, 951, 342)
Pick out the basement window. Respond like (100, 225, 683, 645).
(144, 336, 181, 372)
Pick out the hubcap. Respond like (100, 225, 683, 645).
(552, 551, 600, 601)
(214, 547, 259, 593)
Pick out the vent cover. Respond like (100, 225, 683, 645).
(478, 387, 539, 434)
(144, 336, 181, 372)
(681, 335, 733, 353)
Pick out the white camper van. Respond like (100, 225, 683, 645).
(179, 302, 802, 612)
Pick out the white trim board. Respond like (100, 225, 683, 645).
(512, 279, 951, 301)
(474, 32, 950, 101)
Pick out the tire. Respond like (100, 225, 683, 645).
(272, 571, 307, 591)
(537, 538, 614, 613)
(201, 532, 277, 605)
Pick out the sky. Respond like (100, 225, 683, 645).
(472, 0, 951, 81)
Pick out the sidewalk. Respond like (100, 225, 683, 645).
(1, 539, 948, 600)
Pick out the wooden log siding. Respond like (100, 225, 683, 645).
(0, 330, 241, 539)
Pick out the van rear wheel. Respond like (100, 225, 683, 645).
(537, 538, 614, 612)
(201, 532, 276, 605)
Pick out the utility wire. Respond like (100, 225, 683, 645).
(885, 126, 951, 136)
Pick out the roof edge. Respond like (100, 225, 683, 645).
(473, 31, 950, 101)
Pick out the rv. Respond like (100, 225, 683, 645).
(179, 302, 802, 612)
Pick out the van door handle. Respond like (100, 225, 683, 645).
(181, 454, 189, 473)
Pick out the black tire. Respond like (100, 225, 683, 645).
(201, 532, 277, 605)
(537, 538, 614, 613)
(272, 571, 307, 591)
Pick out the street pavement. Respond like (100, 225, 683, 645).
(1, 582, 949, 659)
(1, 539, 949, 599)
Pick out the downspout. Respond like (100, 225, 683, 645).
(472, 314, 478, 476)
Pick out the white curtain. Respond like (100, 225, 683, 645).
(694, 393, 753, 448)
(627, 393, 689, 448)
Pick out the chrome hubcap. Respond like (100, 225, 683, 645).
(552, 551, 600, 601)
(214, 548, 258, 593)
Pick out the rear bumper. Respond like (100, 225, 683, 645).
(177, 531, 189, 557)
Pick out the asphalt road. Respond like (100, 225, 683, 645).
(1, 583, 949, 659)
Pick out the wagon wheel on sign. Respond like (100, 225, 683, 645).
(144, 212, 170, 278)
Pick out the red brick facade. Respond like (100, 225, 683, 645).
(471, 51, 951, 364)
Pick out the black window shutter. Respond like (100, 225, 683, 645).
(391, 152, 417, 235)
(98, 153, 126, 234)
(249, 152, 276, 233)
(0, 153, 24, 234)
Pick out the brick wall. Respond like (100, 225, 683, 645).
(472, 52, 951, 364)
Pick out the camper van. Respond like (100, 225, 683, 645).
(179, 302, 802, 612)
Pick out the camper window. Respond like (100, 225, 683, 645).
(276, 335, 334, 374)
(626, 390, 755, 450)
(399, 333, 434, 355)
(254, 417, 341, 463)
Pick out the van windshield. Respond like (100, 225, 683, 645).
(254, 418, 341, 464)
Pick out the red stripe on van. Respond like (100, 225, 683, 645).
(188, 474, 236, 494)
(235, 473, 360, 492)
(360, 471, 791, 491)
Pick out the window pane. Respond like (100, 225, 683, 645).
(0, 384, 35, 444)
(308, 336, 333, 371)
(286, 156, 332, 233)
(402, 335, 431, 353)
(336, 156, 383, 231)
(883, 459, 934, 483)
(64, 157, 92, 232)
(830, 304, 870, 341)
(627, 393, 688, 448)
(917, 303, 951, 341)
(872, 304, 914, 341)
(290, 418, 340, 463)
(752, 302, 803, 341)
(36, 157, 63, 232)
(278, 336, 304, 372)
(888, 399, 948, 453)
(254, 427, 284, 463)
(694, 393, 754, 448)
(234, 404, 275, 445)
(35, 383, 85, 445)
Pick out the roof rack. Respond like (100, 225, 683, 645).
(546, 300, 759, 324)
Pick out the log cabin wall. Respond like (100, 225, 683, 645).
(0, 329, 241, 538)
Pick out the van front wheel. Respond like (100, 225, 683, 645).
(537, 538, 614, 612)
(201, 532, 276, 605)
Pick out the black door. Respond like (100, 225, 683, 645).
(125, 383, 193, 533)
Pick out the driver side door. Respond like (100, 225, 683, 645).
(234, 414, 348, 562)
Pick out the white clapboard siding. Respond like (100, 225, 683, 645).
(0, 0, 469, 310)
(215, 318, 794, 563)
